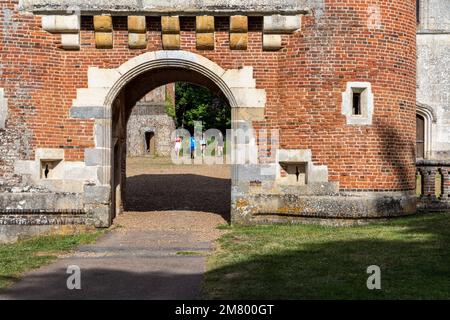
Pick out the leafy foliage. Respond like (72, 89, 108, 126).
(175, 82, 231, 133)
(165, 90, 176, 119)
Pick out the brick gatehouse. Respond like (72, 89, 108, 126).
(2, 0, 445, 234)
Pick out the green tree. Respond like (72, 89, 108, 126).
(175, 82, 231, 133)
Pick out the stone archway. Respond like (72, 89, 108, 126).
(70, 51, 266, 227)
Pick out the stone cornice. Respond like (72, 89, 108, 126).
(19, 0, 317, 16)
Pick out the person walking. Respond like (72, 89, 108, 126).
(200, 135, 207, 157)
(217, 137, 224, 157)
(174, 136, 182, 159)
(190, 136, 196, 159)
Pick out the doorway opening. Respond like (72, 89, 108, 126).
(111, 69, 233, 227)
(145, 131, 155, 155)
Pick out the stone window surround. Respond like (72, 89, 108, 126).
(13, 148, 98, 193)
(341, 82, 374, 126)
(276, 149, 329, 184)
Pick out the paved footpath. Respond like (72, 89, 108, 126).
(0, 211, 226, 300)
(0, 159, 230, 300)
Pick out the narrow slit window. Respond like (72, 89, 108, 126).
(417, 0, 420, 24)
(352, 91, 362, 115)
(416, 114, 425, 159)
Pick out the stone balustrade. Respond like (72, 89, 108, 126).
(416, 160, 450, 211)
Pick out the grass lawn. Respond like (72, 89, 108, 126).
(0, 231, 104, 289)
(204, 213, 450, 299)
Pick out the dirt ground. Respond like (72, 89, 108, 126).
(117, 156, 232, 242)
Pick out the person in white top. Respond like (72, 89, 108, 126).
(200, 136, 207, 157)
(174, 136, 182, 159)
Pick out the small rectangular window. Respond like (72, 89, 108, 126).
(352, 92, 362, 115)
(40, 160, 61, 179)
(279, 162, 307, 185)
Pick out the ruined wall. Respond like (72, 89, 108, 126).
(126, 85, 176, 157)
(417, 0, 450, 160)
(0, 4, 37, 190)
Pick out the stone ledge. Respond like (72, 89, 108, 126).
(70, 106, 111, 119)
(0, 213, 87, 226)
(19, 0, 314, 15)
(418, 197, 450, 212)
(0, 192, 84, 211)
(232, 192, 417, 223)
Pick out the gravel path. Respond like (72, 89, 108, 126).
(0, 158, 230, 300)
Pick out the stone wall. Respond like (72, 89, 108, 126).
(126, 85, 176, 157)
(417, 0, 450, 160)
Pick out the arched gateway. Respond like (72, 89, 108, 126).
(70, 50, 266, 226)
(0, 1, 418, 232)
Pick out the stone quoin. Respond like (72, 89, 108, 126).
(0, 0, 447, 235)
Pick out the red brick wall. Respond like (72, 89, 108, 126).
(0, 0, 416, 192)
(260, 0, 417, 191)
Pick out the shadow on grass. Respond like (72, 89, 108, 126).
(0, 276, 20, 291)
(203, 213, 450, 300)
(125, 174, 231, 222)
(1, 214, 448, 300)
(0, 269, 203, 300)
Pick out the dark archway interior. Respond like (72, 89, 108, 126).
(111, 67, 232, 222)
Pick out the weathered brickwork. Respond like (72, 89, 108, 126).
(0, 0, 418, 225)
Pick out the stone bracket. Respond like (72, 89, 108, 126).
(38, 12, 305, 51)
(230, 16, 248, 50)
(161, 16, 180, 50)
(196, 16, 215, 50)
(128, 16, 147, 49)
(263, 15, 302, 51)
(94, 15, 113, 49)
(41, 14, 81, 50)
